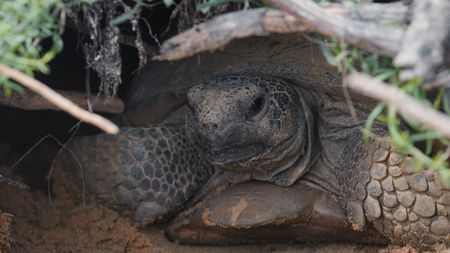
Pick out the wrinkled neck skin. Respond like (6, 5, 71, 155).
(251, 87, 319, 186)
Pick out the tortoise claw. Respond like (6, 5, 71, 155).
(134, 201, 169, 226)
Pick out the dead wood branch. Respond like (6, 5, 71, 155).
(345, 73, 450, 139)
(344, 2, 410, 23)
(394, 0, 450, 88)
(267, 0, 404, 56)
(156, 2, 408, 61)
(0, 90, 124, 114)
(0, 63, 119, 134)
(155, 9, 309, 61)
(324, 2, 410, 23)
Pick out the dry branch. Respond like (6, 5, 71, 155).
(394, 0, 450, 88)
(345, 73, 450, 139)
(342, 2, 410, 23)
(267, 0, 404, 56)
(156, 2, 408, 61)
(1, 90, 124, 114)
(155, 9, 309, 61)
(0, 63, 119, 134)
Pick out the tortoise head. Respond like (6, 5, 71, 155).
(186, 74, 315, 183)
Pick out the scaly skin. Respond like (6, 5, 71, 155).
(347, 139, 450, 248)
(71, 125, 213, 225)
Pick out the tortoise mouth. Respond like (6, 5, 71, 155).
(206, 143, 266, 166)
(204, 130, 300, 170)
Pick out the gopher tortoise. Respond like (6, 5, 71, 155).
(67, 34, 449, 249)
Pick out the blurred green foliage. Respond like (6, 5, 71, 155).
(0, 0, 95, 96)
(0, 0, 65, 95)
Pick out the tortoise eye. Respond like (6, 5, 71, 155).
(246, 96, 265, 120)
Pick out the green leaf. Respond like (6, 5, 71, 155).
(163, 0, 174, 8)
(198, 0, 229, 13)
(110, 3, 141, 26)
(374, 69, 396, 82)
(444, 90, 450, 115)
(1, 79, 24, 96)
(410, 132, 445, 143)
(363, 103, 384, 144)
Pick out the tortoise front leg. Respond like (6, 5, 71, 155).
(67, 126, 213, 226)
(347, 140, 450, 248)
(166, 180, 387, 245)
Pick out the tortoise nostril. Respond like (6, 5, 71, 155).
(246, 96, 265, 120)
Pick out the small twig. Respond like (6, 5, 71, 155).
(85, 64, 93, 112)
(339, 49, 358, 121)
(0, 63, 119, 134)
(47, 125, 86, 207)
(439, 144, 450, 162)
(0, 89, 124, 114)
(345, 73, 450, 139)
(7, 130, 86, 206)
(118, 34, 157, 57)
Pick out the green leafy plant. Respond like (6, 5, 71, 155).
(319, 38, 450, 184)
(0, 0, 93, 96)
(110, 2, 142, 25)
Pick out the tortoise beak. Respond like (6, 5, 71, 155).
(206, 143, 266, 166)
(197, 123, 266, 165)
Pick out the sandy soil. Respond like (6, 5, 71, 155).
(0, 210, 13, 252)
(0, 164, 445, 253)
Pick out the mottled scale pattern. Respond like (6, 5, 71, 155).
(347, 140, 450, 248)
(71, 125, 213, 225)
